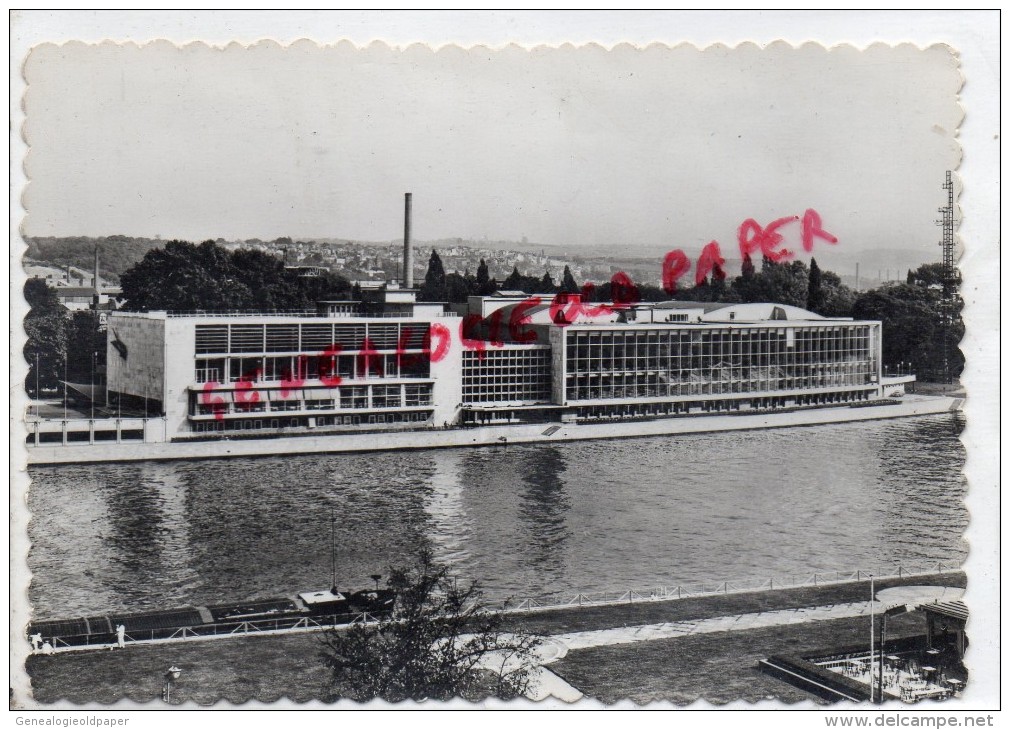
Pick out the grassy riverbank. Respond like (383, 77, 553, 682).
(550, 612, 926, 705)
(24, 572, 964, 706)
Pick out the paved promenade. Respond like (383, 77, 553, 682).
(555, 600, 873, 652)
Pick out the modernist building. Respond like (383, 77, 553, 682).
(105, 289, 461, 438)
(459, 297, 882, 425)
(99, 289, 885, 442)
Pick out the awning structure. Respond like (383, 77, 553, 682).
(921, 600, 969, 622)
(875, 585, 965, 612)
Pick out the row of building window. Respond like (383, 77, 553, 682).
(194, 322, 430, 354)
(190, 410, 432, 433)
(194, 354, 430, 384)
(461, 349, 553, 404)
(189, 383, 433, 417)
(566, 325, 874, 345)
(566, 344, 875, 367)
(570, 390, 873, 420)
(565, 367, 873, 401)
(566, 356, 874, 374)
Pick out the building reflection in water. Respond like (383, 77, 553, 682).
(26, 415, 967, 617)
(421, 449, 473, 569)
(515, 445, 571, 594)
(431, 443, 572, 600)
(92, 461, 196, 610)
(171, 452, 440, 605)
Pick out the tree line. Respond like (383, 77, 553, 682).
(418, 249, 963, 380)
(23, 240, 353, 396)
(22, 240, 963, 398)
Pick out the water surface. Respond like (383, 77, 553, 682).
(27, 414, 966, 618)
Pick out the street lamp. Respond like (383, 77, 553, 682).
(869, 574, 877, 704)
(34, 352, 39, 417)
(162, 666, 182, 703)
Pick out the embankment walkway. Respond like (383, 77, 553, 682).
(25, 395, 961, 465)
(24, 572, 966, 705)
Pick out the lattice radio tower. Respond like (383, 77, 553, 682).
(935, 170, 957, 383)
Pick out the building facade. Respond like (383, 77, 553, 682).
(106, 292, 462, 439)
(102, 291, 885, 442)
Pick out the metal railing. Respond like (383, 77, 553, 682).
(164, 309, 460, 320)
(500, 562, 961, 613)
(165, 309, 318, 318)
(39, 611, 380, 651)
(31, 561, 962, 654)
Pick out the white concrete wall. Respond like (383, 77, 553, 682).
(429, 323, 462, 425)
(163, 319, 197, 437)
(550, 326, 568, 406)
(106, 313, 166, 403)
(26, 395, 961, 466)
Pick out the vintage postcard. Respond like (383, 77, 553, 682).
(10, 12, 999, 716)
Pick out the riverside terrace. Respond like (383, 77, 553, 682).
(26, 286, 919, 448)
(25, 568, 966, 705)
(760, 594, 968, 704)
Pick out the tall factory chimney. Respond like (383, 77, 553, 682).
(93, 244, 100, 290)
(403, 192, 414, 288)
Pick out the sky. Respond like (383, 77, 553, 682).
(23, 41, 961, 263)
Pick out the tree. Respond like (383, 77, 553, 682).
(539, 270, 556, 293)
(560, 265, 579, 294)
(476, 259, 490, 289)
(120, 240, 250, 311)
(733, 257, 808, 307)
(852, 283, 963, 377)
(444, 273, 474, 304)
(852, 268, 964, 380)
(67, 311, 106, 384)
(23, 279, 68, 395)
(740, 253, 756, 280)
(420, 250, 447, 301)
(118, 240, 350, 311)
(806, 257, 824, 313)
(320, 550, 542, 702)
(502, 266, 523, 291)
(907, 262, 954, 289)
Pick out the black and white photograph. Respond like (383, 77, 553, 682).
(10, 10, 999, 717)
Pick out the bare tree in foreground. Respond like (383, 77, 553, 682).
(320, 549, 543, 702)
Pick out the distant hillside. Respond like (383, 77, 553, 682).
(25, 236, 167, 284)
(25, 234, 941, 294)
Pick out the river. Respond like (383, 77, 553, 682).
(26, 414, 966, 619)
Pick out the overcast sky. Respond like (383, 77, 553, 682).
(23, 41, 960, 261)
